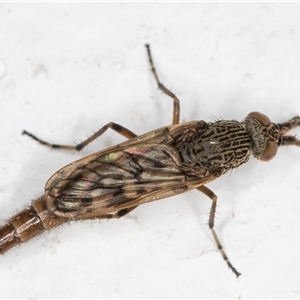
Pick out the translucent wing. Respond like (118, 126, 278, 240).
(45, 143, 219, 219)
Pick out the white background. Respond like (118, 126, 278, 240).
(0, 3, 300, 298)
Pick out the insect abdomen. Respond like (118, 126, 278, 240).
(0, 196, 65, 254)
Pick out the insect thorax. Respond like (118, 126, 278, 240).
(179, 120, 252, 170)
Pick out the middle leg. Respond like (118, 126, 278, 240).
(145, 44, 180, 125)
(197, 185, 241, 277)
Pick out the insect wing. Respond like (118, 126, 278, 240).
(45, 143, 217, 219)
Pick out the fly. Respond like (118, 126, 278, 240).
(1, 45, 300, 278)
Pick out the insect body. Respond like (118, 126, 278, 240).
(1, 45, 300, 278)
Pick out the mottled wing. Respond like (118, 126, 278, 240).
(45, 143, 218, 219)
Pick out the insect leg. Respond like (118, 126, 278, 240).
(78, 206, 138, 220)
(280, 135, 300, 146)
(277, 116, 300, 134)
(276, 116, 300, 146)
(22, 122, 137, 151)
(197, 185, 241, 277)
(145, 44, 180, 125)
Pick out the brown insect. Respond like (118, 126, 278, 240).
(1, 45, 300, 277)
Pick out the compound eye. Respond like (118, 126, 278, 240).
(260, 141, 278, 161)
(248, 112, 271, 126)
